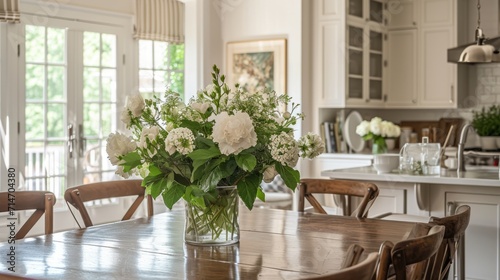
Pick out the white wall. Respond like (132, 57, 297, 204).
(219, 0, 303, 120)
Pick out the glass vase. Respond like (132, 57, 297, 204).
(372, 138, 387, 154)
(184, 186, 239, 246)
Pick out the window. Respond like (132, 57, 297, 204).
(138, 40, 184, 99)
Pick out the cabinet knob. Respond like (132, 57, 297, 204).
(412, 99, 417, 104)
(413, 21, 417, 26)
(365, 99, 370, 103)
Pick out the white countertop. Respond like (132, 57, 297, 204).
(321, 166, 500, 187)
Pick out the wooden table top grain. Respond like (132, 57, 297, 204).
(0, 208, 415, 279)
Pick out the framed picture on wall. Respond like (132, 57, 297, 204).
(226, 38, 287, 95)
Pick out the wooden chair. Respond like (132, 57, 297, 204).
(64, 179, 153, 228)
(304, 252, 379, 280)
(426, 205, 471, 280)
(0, 271, 37, 279)
(0, 191, 55, 239)
(376, 223, 445, 280)
(341, 243, 365, 269)
(298, 179, 379, 218)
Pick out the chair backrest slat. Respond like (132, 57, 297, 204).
(64, 179, 153, 228)
(298, 179, 379, 218)
(377, 223, 445, 280)
(426, 205, 471, 280)
(0, 191, 55, 239)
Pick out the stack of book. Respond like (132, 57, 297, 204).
(321, 120, 343, 153)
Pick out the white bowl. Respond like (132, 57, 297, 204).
(373, 154, 400, 174)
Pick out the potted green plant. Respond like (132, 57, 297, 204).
(472, 105, 500, 150)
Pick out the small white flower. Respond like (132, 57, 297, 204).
(120, 108, 131, 126)
(106, 132, 137, 165)
(191, 102, 211, 114)
(283, 112, 291, 120)
(298, 133, 325, 158)
(269, 132, 299, 167)
(263, 165, 278, 183)
(126, 93, 145, 117)
(138, 126, 161, 149)
(212, 111, 257, 155)
(115, 166, 131, 179)
(165, 127, 195, 155)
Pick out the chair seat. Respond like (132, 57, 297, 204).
(265, 192, 293, 202)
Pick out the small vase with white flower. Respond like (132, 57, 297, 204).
(355, 117, 401, 154)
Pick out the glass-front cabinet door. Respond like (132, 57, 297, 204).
(346, 0, 385, 106)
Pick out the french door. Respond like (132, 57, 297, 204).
(20, 15, 131, 202)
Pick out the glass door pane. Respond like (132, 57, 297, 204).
(24, 25, 67, 198)
(348, 0, 363, 18)
(82, 31, 118, 184)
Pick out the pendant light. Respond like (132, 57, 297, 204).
(459, 0, 495, 63)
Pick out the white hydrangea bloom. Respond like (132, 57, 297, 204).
(369, 117, 383, 136)
(269, 132, 299, 167)
(115, 166, 131, 179)
(356, 120, 370, 137)
(106, 132, 137, 165)
(298, 133, 325, 158)
(211, 111, 257, 155)
(165, 127, 195, 155)
(126, 93, 145, 117)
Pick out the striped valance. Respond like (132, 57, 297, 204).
(0, 0, 20, 23)
(134, 0, 184, 43)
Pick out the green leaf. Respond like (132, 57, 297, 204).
(149, 176, 170, 199)
(237, 173, 262, 210)
(275, 163, 300, 191)
(199, 166, 224, 191)
(148, 165, 163, 176)
(162, 181, 185, 209)
(120, 152, 142, 172)
(188, 146, 221, 161)
(256, 187, 265, 202)
(235, 154, 256, 172)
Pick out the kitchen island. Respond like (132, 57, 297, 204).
(322, 166, 500, 280)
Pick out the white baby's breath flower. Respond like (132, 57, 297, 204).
(165, 127, 195, 155)
(126, 93, 145, 117)
(106, 132, 137, 165)
(356, 121, 370, 137)
(269, 132, 299, 167)
(263, 165, 278, 183)
(120, 108, 131, 126)
(298, 133, 325, 158)
(212, 111, 257, 155)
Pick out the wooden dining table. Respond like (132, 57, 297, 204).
(0, 207, 416, 279)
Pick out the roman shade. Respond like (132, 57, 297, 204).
(0, 0, 20, 23)
(134, 0, 184, 43)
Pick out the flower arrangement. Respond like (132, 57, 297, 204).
(106, 65, 324, 213)
(355, 117, 401, 153)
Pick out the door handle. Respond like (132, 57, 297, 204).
(67, 124, 76, 158)
(78, 124, 87, 157)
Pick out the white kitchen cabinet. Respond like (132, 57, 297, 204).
(386, 0, 418, 30)
(445, 192, 500, 280)
(385, 29, 418, 106)
(312, 0, 386, 108)
(385, 0, 457, 108)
